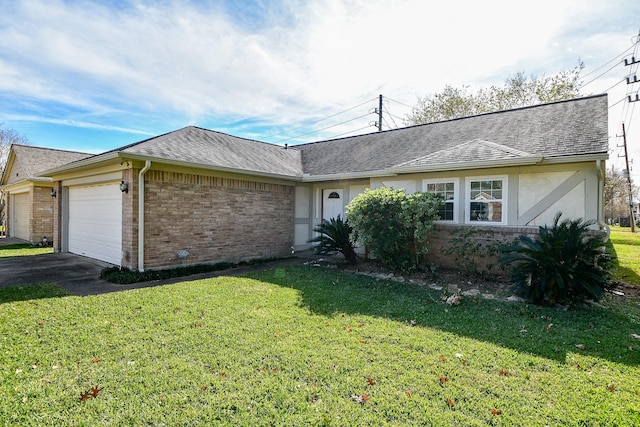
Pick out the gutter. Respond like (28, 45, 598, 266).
(596, 159, 610, 239)
(138, 160, 152, 272)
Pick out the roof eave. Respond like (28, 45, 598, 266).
(39, 151, 301, 182)
(298, 169, 400, 182)
(540, 153, 609, 164)
(117, 153, 303, 182)
(388, 156, 545, 174)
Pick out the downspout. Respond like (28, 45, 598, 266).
(596, 160, 610, 239)
(138, 160, 152, 272)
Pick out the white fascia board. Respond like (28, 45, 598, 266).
(538, 153, 609, 164)
(1, 180, 33, 193)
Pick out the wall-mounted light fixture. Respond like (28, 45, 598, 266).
(119, 181, 129, 193)
(50, 188, 57, 198)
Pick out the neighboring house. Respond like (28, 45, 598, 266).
(0, 145, 92, 244)
(40, 94, 609, 271)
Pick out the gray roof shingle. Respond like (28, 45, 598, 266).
(116, 126, 303, 177)
(9, 144, 92, 181)
(294, 94, 608, 176)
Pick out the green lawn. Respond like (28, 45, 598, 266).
(0, 243, 53, 258)
(1, 265, 639, 426)
(609, 227, 640, 286)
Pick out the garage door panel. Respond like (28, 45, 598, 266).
(68, 184, 122, 265)
(12, 193, 29, 240)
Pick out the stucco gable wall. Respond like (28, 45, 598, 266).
(142, 170, 294, 269)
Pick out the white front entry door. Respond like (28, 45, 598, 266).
(322, 189, 344, 221)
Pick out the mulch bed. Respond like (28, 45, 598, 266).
(304, 256, 640, 302)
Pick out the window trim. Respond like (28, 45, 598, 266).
(465, 176, 508, 225)
(422, 178, 459, 223)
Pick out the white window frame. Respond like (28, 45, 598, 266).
(422, 178, 459, 223)
(465, 176, 508, 225)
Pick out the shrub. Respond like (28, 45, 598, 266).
(499, 213, 613, 306)
(307, 215, 358, 264)
(441, 227, 510, 278)
(346, 187, 442, 271)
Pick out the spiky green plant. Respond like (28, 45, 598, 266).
(308, 215, 358, 264)
(499, 213, 613, 306)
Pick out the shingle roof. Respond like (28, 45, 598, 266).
(9, 144, 92, 181)
(38, 95, 608, 181)
(395, 139, 534, 168)
(116, 126, 303, 177)
(294, 94, 608, 176)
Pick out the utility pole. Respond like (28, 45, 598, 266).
(621, 123, 636, 232)
(378, 94, 383, 132)
(623, 36, 639, 232)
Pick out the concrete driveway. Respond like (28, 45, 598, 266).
(0, 238, 313, 296)
(0, 251, 136, 296)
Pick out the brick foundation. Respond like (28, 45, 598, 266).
(425, 224, 540, 275)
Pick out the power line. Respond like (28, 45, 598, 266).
(621, 30, 640, 134)
(271, 111, 375, 144)
(581, 61, 626, 90)
(384, 96, 415, 109)
(581, 44, 634, 81)
(383, 104, 400, 129)
(264, 97, 378, 141)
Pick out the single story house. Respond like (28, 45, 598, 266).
(1, 145, 91, 244)
(39, 94, 609, 271)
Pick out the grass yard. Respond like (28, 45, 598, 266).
(609, 227, 640, 286)
(1, 265, 639, 426)
(0, 243, 53, 258)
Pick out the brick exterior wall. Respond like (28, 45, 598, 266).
(139, 170, 295, 269)
(121, 168, 138, 269)
(425, 223, 541, 275)
(31, 186, 54, 245)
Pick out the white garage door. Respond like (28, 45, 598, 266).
(68, 183, 122, 265)
(12, 193, 30, 240)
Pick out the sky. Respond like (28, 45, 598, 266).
(1, 0, 640, 184)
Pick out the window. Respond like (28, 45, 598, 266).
(423, 179, 458, 222)
(466, 177, 506, 224)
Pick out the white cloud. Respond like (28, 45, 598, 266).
(1, 0, 597, 121)
(1, 0, 639, 182)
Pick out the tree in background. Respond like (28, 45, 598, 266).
(404, 64, 584, 125)
(0, 124, 31, 233)
(604, 165, 639, 224)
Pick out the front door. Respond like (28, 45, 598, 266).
(322, 189, 344, 221)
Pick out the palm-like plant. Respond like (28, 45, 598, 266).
(499, 213, 613, 306)
(308, 215, 358, 265)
